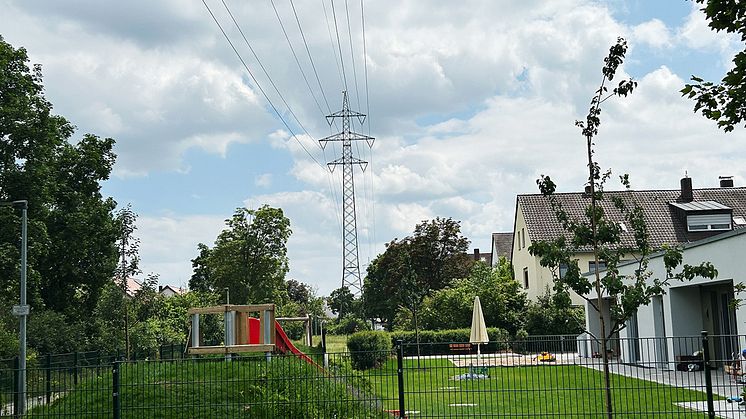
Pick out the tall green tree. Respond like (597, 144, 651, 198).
(0, 36, 119, 320)
(191, 205, 291, 304)
(682, 0, 746, 132)
(363, 217, 472, 330)
(328, 286, 356, 319)
(420, 258, 527, 335)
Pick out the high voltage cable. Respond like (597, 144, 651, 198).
(289, 0, 333, 114)
(219, 0, 319, 147)
(344, 0, 362, 112)
(322, 0, 345, 91)
(201, 0, 324, 169)
(270, 0, 327, 118)
(330, 0, 349, 92)
(270, 0, 343, 231)
(283, 0, 343, 229)
(360, 0, 376, 256)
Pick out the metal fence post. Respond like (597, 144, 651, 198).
(45, 353, 51, 404)
(112, 361, 121, 419)
(74, 351, 79, 385)
(701, 331, 715, 419)
(396, 339, 406, 419)
(12, 356, 18, 418)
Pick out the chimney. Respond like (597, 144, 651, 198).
(680, 177, 693, 202)
(719, 176, 734, 188)
(158, 285, 164, 293)
(473, 248, 480, 260)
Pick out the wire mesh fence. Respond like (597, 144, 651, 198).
(3, 334, 746, 418)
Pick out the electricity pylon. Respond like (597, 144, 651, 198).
(320, 91, 374, 295)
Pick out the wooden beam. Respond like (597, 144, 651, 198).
(276, 317, 310, 322)
(187, 304, 275, 315)
(187, 344, 275, 355)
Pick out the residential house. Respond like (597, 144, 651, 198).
(470, 248, 492, 266)
(115, 278, 187, 298)
(585, 227, 746, 367)
(158, 285, 186, 297)
(511, 176, 746, 305)
(490, 232, 513, 266)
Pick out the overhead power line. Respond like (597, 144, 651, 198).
(270, 0, 327, 118)
(202, 0, 323, 169)
(344, 0, 363, 112)
(289, 0, 333, 114)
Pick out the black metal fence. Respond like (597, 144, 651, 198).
(3, 333, 746, 418)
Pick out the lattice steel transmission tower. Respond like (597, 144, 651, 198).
(320, 91, 374, 295)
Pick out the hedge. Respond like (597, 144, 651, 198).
(346, 331, 392, 370)
(390, 328, 510, 356)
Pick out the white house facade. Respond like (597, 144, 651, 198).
(583, 228, 746, 368)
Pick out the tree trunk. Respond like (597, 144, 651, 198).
(587, 133, 613, 419)
(414, 307, 421, 370)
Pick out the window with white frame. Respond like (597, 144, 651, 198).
(686, 214, 731, 231)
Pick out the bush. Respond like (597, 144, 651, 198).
(389, 327, 510, 356)
(327, 316, 370, 335)
(346, 331, 391, 370)
(510, 328, 530, 353)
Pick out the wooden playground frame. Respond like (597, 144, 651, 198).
(187, 304, 276, 355)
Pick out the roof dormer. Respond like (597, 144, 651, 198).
(669, 201, 732, 233)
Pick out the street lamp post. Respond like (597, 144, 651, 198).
(2, 200, 28, 415)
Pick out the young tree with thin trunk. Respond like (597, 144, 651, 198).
(530, 38, 717, 419)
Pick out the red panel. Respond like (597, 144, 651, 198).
(247, 317, 260, 344)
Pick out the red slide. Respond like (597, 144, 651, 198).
(246, 317, 322, 369)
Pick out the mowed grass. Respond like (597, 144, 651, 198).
(32, 356, 387, 419)
(371, 358, 712, 418)
(296, 333, 349, 353)
(27, 349, 715, 418)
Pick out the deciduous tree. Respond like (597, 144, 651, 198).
(0, 36, 119, 321)
(682, 0, 746, 132)
(530, 38, 717, 419)
(191, 205, 291, 304)
(362, 217, 472, 330)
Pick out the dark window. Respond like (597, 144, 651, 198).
(523, 267, 529, 289)
(589, 261, 607, 272)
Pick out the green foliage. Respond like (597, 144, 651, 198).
(346, 331, 391, 370)
(91, 278, 221, 356)
(524, 289, 584, 336)
(190, 206, 291, 305)
(419, 258, 527, 335)
(327, 316, 371, 335)
(327, 286, 357, 318)
(681, 0, 746, 132)
(26, 310, 87, 354)
(0, 319, 18, 359)
(0, 36, 119, 320)
(390, 328, 510, 356)
(363, 217, 472, 330)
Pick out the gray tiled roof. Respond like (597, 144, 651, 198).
(491, 232, 514, 262)
(517, 187, 746, 251)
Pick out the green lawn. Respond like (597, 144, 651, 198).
(26, 353, 718, 418)
(371, 358, 713, 418)
(32, 356, 387, 418)
(293, 333, 350, 353)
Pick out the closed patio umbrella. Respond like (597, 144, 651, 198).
(470, 296, 489, 365)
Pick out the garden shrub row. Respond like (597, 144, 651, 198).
(389, 328, 510, 356)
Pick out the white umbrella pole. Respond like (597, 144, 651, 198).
(477, 343, 481, 366)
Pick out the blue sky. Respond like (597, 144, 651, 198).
(1, 0, 744, 296)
